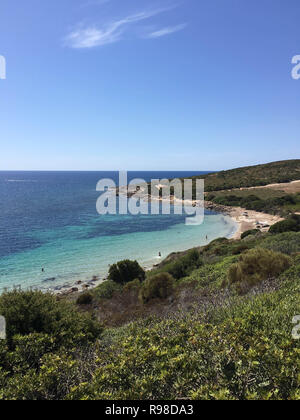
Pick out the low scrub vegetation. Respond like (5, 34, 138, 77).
(269, 214, 300, 234)
(191, 159, 300, 192)
(151, 249, 203, 280)
(227, 248, 292, 294)
(76, 292, 93, 305)
(241, 229, 260, 240)
(208, 192, 300, 215)
(139, 273, 174, 304)
(0, 230, 299, 400)
(93, 280, 122, 300)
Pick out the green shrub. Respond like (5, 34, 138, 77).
(93, 280, 122, 300)
(151, 249, 202, 280)
(269, 214, 300, 234)
(139, 273, 174, 303)
(241, 229, 260, 240)
(0, 291, 102, 347)
(76, 292, 93, 305)
(261, 232, 300, 255)
(123, 279, 141, 292)
(232, 243, 250, 255)
(169, 249, 202, 279)
(201, 238, 231, 257)
(108, 260, 145, 285)
(227, 248, 292, 293)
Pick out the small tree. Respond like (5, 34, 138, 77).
(108, 260, 145, 285)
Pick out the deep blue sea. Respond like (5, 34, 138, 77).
(0, 171, 237, 292)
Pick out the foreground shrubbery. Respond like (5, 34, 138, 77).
(0, 231, 299, 400)
(0, 291, 101, 347)
(0, 291, 102, 400)
(68, 270, 300, 400)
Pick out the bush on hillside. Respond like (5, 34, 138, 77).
(227, 248, 292, 294)
(241, 229, 260, 240)
(168, 249, 202, 279)
(149, 249, 202, 281)
(269, 214, 300, 234)
(108, 260, 145, 285)
(261, 232, 300, 255)
(123, 278, 141, 292)
(139, 273, 174, 304)
(0, 291, 102, 347)
(93, 280, 122, 300)
(231, 243, 250, 255)
(76, 292, 93, 305)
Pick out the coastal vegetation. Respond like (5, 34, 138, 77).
(206, 190, 300, 216)
(193, 159, 300, 192)
(108, 260, 146, 285)
(139, 272, 174, 304)
(269, 214, 300, 233)
(0, 229, 299, 400)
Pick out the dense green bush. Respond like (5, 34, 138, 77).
(168, 249, 202, 279)
(76, 292, 93, 305)
(227, 248, 291, 293)
(139, 273, 174, 303)
(261, 232, 300, 255)
(269, 214, 300, 234)
(93, 280, 122, 300)
(151, 249, 202, 280)
(241, 229, 260, 240)
(0, 291, 101, 347)
(231, 243, 250, 255)
(123, 278, 141, 292)
(108, 260, 145, 285)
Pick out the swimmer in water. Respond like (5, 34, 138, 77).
(159, 252, 161, 257)
(42, 268, 44, 273)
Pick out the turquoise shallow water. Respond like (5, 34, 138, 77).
(0, 171, 237, 292)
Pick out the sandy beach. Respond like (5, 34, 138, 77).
(217, 205, 283, 239)
(119, 185, 284, 240)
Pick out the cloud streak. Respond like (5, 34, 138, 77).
(65, 9, 170, 49)
(64, 4, 187, 49)
(147, 23, 187, 39)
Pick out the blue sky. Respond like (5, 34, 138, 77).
(0, 0, 299, 171)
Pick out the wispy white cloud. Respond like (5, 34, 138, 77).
(147, 23, 187, 39)
(65, 8, 171, 49)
